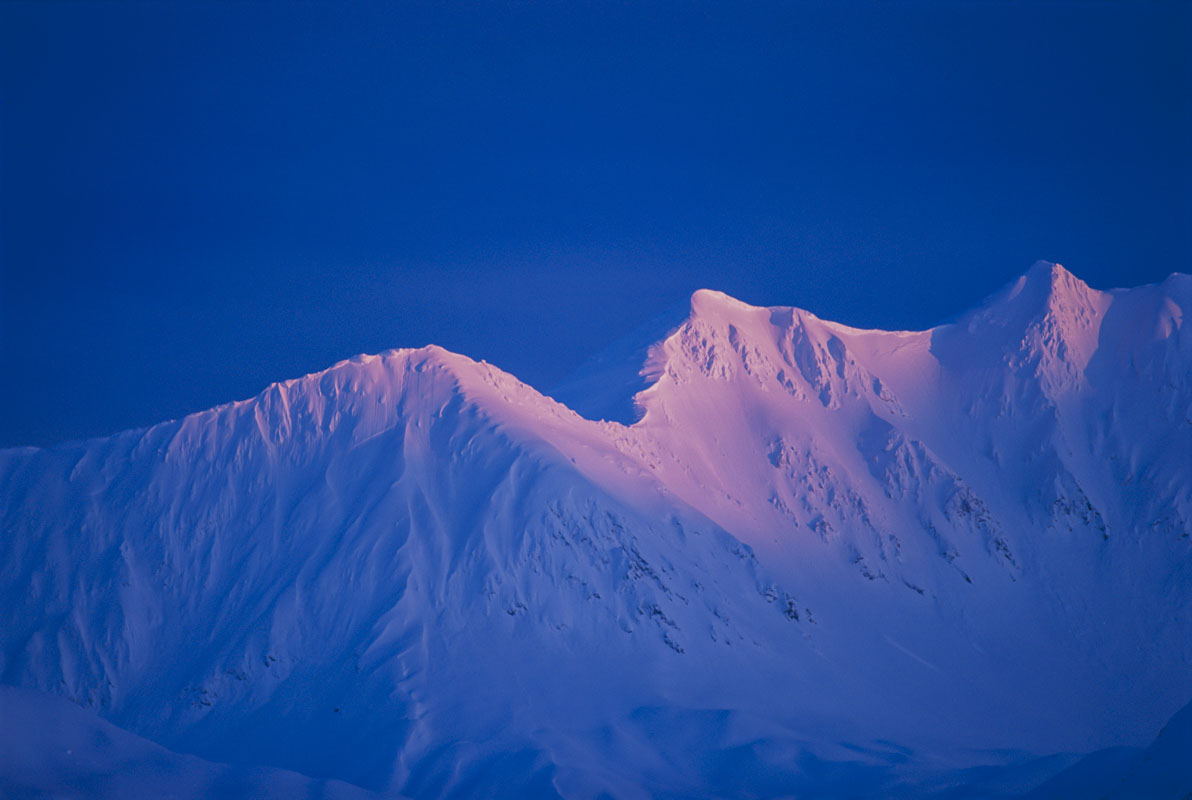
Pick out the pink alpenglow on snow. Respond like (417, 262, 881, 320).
(2, 262, 1191, 798)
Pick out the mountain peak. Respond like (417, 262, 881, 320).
(689, 288, 758, 319)
(963, 260, 1100, 330)
(1025, 259, 1070, 280)
(1023, 260, 1089, 299)
(1022, 259, 1091, 298)
(925, 261, 1111, 386)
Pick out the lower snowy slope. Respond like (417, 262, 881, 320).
(2, 263, 1191, 797)
(1023, 696, 1192, 799)
(0, 685, 377, 800)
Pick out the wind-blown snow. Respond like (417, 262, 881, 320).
(2, 262, 1190, 797)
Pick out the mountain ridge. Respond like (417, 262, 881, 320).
(8, 261, 1181, 455)
(2, 262, 1190, 797)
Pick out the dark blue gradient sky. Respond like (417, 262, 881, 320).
(1, 1, 1189, 447)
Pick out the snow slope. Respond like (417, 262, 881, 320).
(0, 685, 378, 800)
(1023, 695, 1192, 799)
(2, 262, 1190, 797)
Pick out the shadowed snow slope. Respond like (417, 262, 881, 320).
(0, 685, 379, 800)
(3, 263, 1191, 798)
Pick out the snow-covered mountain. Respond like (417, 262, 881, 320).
(2, 262, 1190, 797)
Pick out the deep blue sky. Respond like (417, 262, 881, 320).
(1, 1, 1188, 447)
